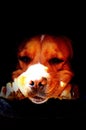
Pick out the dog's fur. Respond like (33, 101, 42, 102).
(0, 34, 79, 104)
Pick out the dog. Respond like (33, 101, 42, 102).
(0, 34, 79, 104)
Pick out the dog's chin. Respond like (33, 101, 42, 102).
(29, 96, 48, 104)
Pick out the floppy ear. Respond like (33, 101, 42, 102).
(52, 70, 74, 99)
(58, 70, 79, 99)
(59, 70, 74, 86)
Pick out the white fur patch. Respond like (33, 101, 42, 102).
(40, 35, 45, 42)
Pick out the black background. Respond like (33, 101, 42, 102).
(0, 3, 86, 126)
(0, 14, 85, 97)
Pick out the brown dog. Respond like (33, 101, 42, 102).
(0, 34, 79, 104)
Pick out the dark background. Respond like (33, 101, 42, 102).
(0, 16, 85, 98)
(0, 4, 86, 125)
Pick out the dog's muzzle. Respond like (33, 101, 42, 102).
(14, 63, 50, 104)
(28, 77, 48, 104)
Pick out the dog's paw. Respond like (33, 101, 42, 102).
(58, 84, 79, 100)
(0, 82, 24, 100)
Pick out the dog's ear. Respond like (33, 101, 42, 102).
(59, 70, 74, 86)
(58, 70, 79, 99)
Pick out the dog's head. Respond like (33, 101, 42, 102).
(12, 34, 78, 104)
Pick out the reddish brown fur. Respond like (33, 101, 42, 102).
(11, 34, 79, 101)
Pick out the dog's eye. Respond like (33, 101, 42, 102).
(18, 56, 32, 63)
(49, 57, 64, 64)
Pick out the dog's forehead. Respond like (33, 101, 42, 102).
(18, 35, 73, 59)
(41, 37, 73, 59)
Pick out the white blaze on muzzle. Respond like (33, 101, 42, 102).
(14, 63, 49, 96)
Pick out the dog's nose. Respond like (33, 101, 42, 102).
(29, 77, 47, 90)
